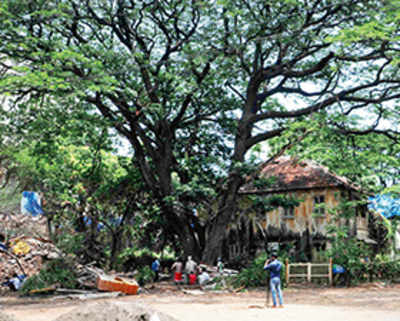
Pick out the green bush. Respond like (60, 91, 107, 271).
(20, 258, 78, 295)
(231, 253, 286, 289)
(56, 233, 85, 255)
(325, 238, 370, 285)
(327, 238, 400, 285)
(135, 266, 155, 286)
(367, 255, 400, 281)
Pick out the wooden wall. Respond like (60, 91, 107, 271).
(227, 188, 370, 261)
(263, 187, 340, 236)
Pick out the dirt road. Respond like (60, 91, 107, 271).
(2, 283, 400, 321)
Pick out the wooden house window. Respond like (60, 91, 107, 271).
(282, 206, 295, 219)
(313, 195, 326, 217)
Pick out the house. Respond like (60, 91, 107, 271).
(225, 157, 374, 262)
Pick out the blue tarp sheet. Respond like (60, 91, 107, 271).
(368, 194, 400, 219)
(21, 191, 44, 216)
(332, 264, 345, 274)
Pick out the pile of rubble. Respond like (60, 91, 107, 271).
(0, 213, 135, 295)
(0, 212, 49, 241)
(0, 212, 61, 290)
(0, 236, 62, 285)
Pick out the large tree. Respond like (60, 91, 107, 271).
(0, 0, 232, 259)
(201, 0, 400, 262)
(1, 0, 400, 263)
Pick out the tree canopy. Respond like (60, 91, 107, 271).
(1, 0, 400, 263)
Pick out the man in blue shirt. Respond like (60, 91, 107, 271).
(151, 258, 160, 282)
(264, 253, 284, 308)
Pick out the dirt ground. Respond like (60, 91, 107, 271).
(1, 282, 400, 321)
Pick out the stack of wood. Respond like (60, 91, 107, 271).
(74, 264, 105, 289)
(198, 263, 239, 277)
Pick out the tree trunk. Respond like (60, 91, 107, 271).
(109, 228, 123, 270)
(177, 223, 201, 259)
(163, 204, 203, 260)
(46, 215, 53, 240)
(202, 173, 243, 264)
(201, 109, 252, 264)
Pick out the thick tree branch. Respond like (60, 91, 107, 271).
(245, 128, 285, 149)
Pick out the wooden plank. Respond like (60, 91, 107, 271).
(285, 259, 289, 285)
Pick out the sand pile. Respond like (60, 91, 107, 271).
(0, 312, 18, 321)
(54, 302, 178, 321)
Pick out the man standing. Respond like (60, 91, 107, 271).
(264, 253, 284, 308)
(217, 257, 224, 274)
(185, 256, 198, 285)
(184, 256, 197, 275)
(171, 257, 184, 284)
(151, 258, 160, 282)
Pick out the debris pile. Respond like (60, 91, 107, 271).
(0, 212, 56, 288)
(0, 236, 61, 288)
(0, 214, 145, 296)
(198, 263, 239, 277)
(74, 265, 105, 289)
(0, 213, 49, 241)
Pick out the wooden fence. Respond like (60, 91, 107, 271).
(285, 258, 333, 286)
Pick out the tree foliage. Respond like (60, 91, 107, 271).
(274, 121, 400, 192)
(1, 0, 400, 262)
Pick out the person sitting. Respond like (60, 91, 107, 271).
(2, 273, 26, 291)
(198, 268, 210, 286)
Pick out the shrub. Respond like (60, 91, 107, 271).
(135, 266, 155, 286)
(367, 255, 400, 281)
(56, 233, 85, 256)
(231, 253, 286, 289)
(325, 236, 371, 285)
(20, 258, 78, 295)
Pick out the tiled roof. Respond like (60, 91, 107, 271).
(241, 156, 359, 193)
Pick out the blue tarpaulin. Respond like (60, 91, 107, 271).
(332, 264, 345, 274)
(21, 191, 44, 216)
(368, 194, 400, 219)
